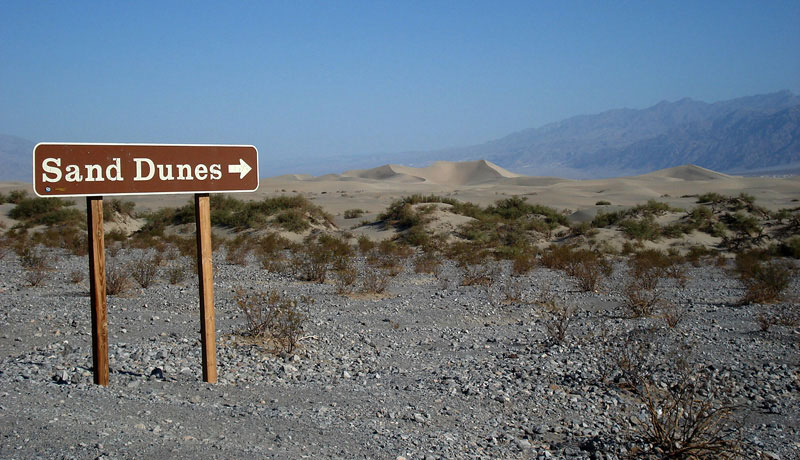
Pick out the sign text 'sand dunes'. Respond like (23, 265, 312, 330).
(33, 143, 258, 197)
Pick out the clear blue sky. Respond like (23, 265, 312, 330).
(2, 1, 799, 175)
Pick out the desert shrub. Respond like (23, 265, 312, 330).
(413, 252, 441, 276)
(69, 269, 85, 284)
(102, 199, 136, 221)
(379, 201, 423, 229)
(540, 244, 576, 271)
(356, 235, 376, 254)
(685, 245, 713, 266)
(736, 259, 792, 305)
(255, 233, 290, 272)
(317, 234, 353, 269)
(622, 250, 672, 317)
(206, 194, 331, 231)
(361, 267, 390, 294)
(660, 303, 685, 328)
(501, 277, 525, 304)
(224, 233, 253, 265)
(487, 196, 568, 227)
(343, 209, 364, 219)
(634, 370, 742, 460)
(9, 197, 83, 227)
(564, 249, 612, 292)
(106, 261, 132, 296)
(0, 234, 12, 260)
(105, 229, 128, 243)
(20, 246, 52, 286)
(661, 222, 687, 238)
(540, 297, 575, 345)
(686, 205, 713, 230)
(334, 264, 358, 295)
(512, 251, 537, 275)
(591, 210, 624, 228)
(167, 260, 190, 285)
(778, 235, 800, 258)
(461, 261, 498, 287)
(595, 200, 611, 206)
(629, 199, 682, 217)
(721, 211, 763, 250)
(234, 288, 310, 354)
(290, 235, 348, 283)
(665, 263, 688, 288)
(619, 216, 662, 241)
(697, 192, 727, 208)
(7, 189, 29, 204)
(623, 280, 662, 317)
(275, 208, 309, 232)
(130, 252, 159, 288)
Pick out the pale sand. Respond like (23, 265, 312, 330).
(3, 163, 799, 245)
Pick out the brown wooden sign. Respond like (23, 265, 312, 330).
(33, 143, 258, 197)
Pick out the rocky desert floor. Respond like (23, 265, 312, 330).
(1, 244, 798, 459)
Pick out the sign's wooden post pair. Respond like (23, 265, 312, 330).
(34, 144, 259, 386)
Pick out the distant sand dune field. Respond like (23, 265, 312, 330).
(3, 164, 798, 231)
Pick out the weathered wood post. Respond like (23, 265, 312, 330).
(86, 196, 109, 386)
(195, 193, 217, 383)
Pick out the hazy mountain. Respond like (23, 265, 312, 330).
(400, 90, 800, 177)
(0, 134, 35, 181)
(3, 91, 798, 181)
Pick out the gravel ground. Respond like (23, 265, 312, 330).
(1, 247, 798, 459)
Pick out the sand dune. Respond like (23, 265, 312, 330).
(637, 164, 731, 181)
(3, 162, 798, 226)
(341, 160, 521, 186)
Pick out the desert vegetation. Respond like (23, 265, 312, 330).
(1, 189, 798, 458)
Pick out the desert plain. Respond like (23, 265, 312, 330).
(0, 160, 799, 459)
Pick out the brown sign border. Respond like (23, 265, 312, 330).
(33, 143, 259, 198)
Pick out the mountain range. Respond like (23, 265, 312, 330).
(392, 90, 800, 178)
(2, 90, 798, 181)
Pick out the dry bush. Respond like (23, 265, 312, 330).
(20, 246, 53, 287)
(540, 244, 575, 271)
(413, 252, 442, 276)
(623, 281, 662, 318)
(634, 370, 743, 460)
(622, 250, 672, 317)
(234, 288, 310, 354)
(735, 256, 792, 305)
(224, 233, 253, 266)
(69, 269, 85, 284)
(255, 233, 290, 273)
(334, 265, 358, 295)
(130, 253, 159, 288)
(461, 261, 498, 287)
(756, 304, 799, 332)
(666, 263, 688, 288)
(660, 302, 685, 328)
(367, 251, 404, 277)
(512, 252, 537, 275)
(167, 259, 190, 285)
(361, 267, 390, 294)
(540, 298, 575, 345)
(0, 235, 12, 260)
(501, 278, 525, 304)
(356, 235, 376, 254)
(565, 249, 612, 292)
(106, 262, 132, 295)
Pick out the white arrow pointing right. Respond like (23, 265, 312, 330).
(228, 159, 252, 179)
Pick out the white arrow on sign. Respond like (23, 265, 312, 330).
(227, 159, 252, 179)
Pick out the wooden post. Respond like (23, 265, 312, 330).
(194, 193, 217, 383)
(86, 196, 108, 386)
